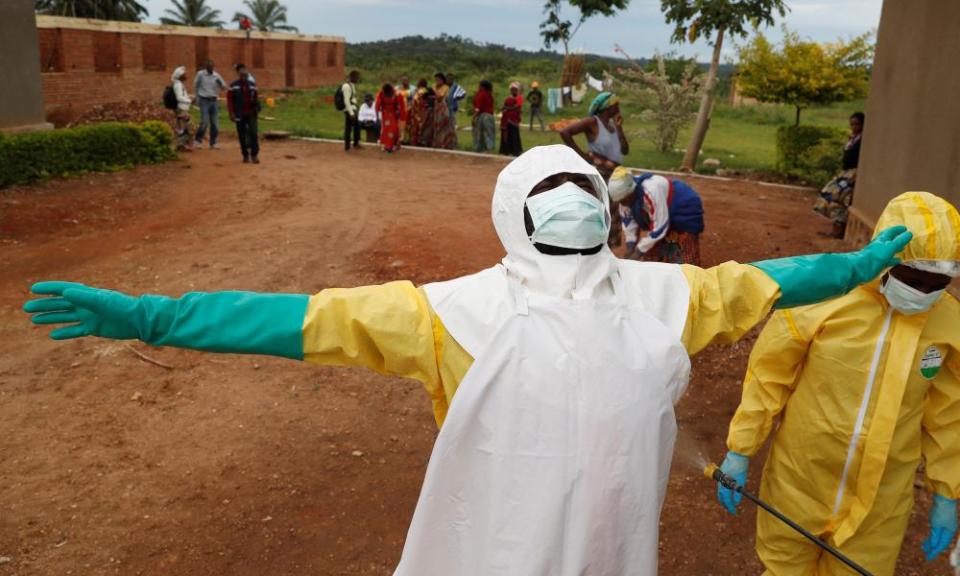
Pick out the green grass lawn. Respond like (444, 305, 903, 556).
(204, 84, 863, 174)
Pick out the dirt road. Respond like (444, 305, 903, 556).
(0, 140, 943, 575)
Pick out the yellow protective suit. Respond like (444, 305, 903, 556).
(301, 262, 779, 428)
(727, 192, 960, 575)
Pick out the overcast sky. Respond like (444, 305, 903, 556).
(143, 0, 882, 60)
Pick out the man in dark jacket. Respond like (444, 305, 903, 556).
(227, 63, 260, 164)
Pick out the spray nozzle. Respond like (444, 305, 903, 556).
(704, 463, 741, 492)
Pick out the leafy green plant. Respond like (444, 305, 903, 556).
(232, 0, 296, 32)
(775, 125, 845, 183)
(617, 52, 703, 153)
(796, 133, 847, 184)
(35, 0, 147, 21)
(736, 27, 873, 125)
(160, 0, 224, 27)
(540, 0, 630, 55)
(0, 122, 176, 188)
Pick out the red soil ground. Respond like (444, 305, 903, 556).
(0, 140, 944, 575)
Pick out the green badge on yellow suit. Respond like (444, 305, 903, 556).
(920, 345, 944, 380)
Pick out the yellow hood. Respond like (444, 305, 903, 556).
(873, 191, 960, 274)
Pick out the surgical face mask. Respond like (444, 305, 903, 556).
(526, 182, 608, 250)
(880, 273, 945, 315)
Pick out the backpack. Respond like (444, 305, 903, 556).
(334, 84, 346, 111)
(162, 85, 178, 110)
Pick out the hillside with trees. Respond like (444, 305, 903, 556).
(345, 34, 735, 88)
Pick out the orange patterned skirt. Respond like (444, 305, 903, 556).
(637, 230, 701, 266)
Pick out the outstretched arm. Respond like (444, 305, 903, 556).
(25, 281, 308, 358)
(681, 225, 912, 355)
(24, 280, 442, 384)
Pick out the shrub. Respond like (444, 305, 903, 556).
(0, 121, 175, 188)
(617, 53, 703, 153)
(775, 125, 846, 184)
(796, 132, 848, 185)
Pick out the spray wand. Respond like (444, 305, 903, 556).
(704, 463, 874, 576)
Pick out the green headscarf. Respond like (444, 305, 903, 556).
(589, 91, 620, 116)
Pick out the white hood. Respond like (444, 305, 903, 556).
(493, 144, 618, 299)
(423, 145, 692, 359)
(172, 66, 186, 82)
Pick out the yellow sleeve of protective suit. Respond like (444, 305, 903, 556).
(922, 348, 960, 500)
(680, 262, 782, 356)
(726, 308, 813, 457)
(302, 281, 441, 387)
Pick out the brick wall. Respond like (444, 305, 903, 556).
(36, 17, 345, 117)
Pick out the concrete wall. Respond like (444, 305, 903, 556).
(34, 16, 345, 118)
(1, 0, 51, 132)
(850, 0, 960, 238)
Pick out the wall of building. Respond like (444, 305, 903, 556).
(35, 16, 345, 117)
(850, 1, 960, 237)
(849, 0, 960, 295)
(1, 1, 51, 132)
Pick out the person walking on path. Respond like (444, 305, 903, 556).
(527, 82, 545, 131)
(472, 80, 495, 153)
(194, 59, 226, 149)
(227, 63, 260, 164)
(171, 66, 194, 151)
(341, 70, 361, 151)
(376, 83, 406, 153)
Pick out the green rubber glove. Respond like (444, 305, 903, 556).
(24, 281, 309, 360)
(751, 225, 913, 309)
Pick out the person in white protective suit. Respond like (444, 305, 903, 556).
(23, 145, 912, 575)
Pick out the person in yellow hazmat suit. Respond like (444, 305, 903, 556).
(717, 191, 960, 576)
(23, 145, 912, 576)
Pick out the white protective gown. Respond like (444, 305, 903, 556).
(396, 145, 694, 575)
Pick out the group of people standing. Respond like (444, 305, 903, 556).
(472, 80, 546, 157)
(339, 71, 552, 159)
(168, 59, 261, 164)
(339, 70, 464, 153)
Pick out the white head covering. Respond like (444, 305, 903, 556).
(608, 166, 637, 202)
(423, 145, 693, 358)
(492, 144, 617, 299)
(172, 66, 186, 82)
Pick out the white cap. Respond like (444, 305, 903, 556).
(607, 167, 637, 202)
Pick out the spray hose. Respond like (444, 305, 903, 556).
(704, 464, 874, 576)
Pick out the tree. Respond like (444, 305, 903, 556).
(160, 0, 224, 27)
(660, 0, 787, 170)
(540, 0, 629, 55)
(736, 28, 873, 126)
(616, 47, 703, 153)
(232, 0, 298, 33)
(35, 0, 147, 22)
